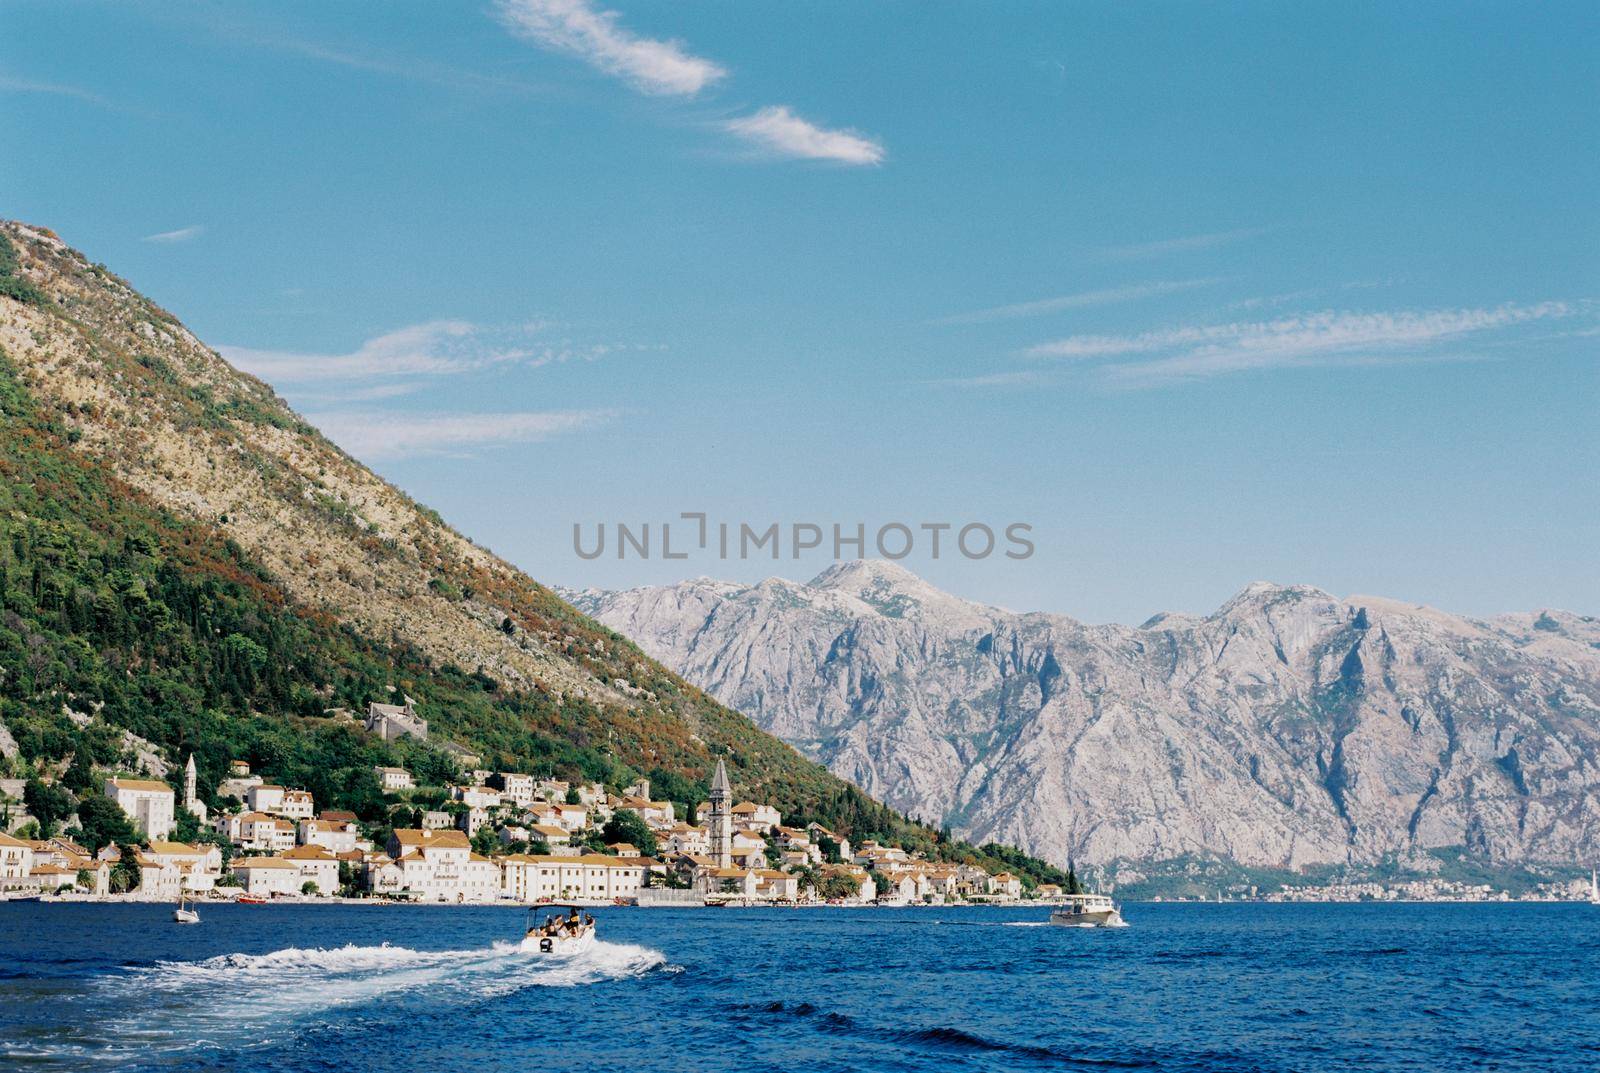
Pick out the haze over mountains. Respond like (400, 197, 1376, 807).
(568, 560, 1600, 872)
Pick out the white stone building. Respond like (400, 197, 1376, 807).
(548, 803, 588, 832)
(245, 784, 314, 820)
(453, 784, 501, 809)
(375, 766, 414, 792)
(387, 829, 500, 903)
(501, 853, 646, 903)
(138, 841, 223, 896)
(218, 811, 298, 852)
(0, 831, 34, 882)
(232, 857, 304, 897)
(279, 845, 341, 894)
(298, 818, 359, 854)
(105, 777, 175, 841)
(497, 772, 535, 806)
(730, 801, 782, 833)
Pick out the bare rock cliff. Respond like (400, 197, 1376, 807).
(569, 561, 1600, 868)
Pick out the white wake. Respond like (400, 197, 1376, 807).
(67, 938, 671, 1062)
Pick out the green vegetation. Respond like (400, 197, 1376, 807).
(601, 809, 658, 856)
(23, 778, 74, 837)
(817, 872, 861, 900)
(978, 841, 1070, 890)
(0, 233, 45, 306)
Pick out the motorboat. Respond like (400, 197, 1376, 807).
(173, 895, 201, 924)
(520, 905, 597, 954)
(1048, 892, 1124, 927)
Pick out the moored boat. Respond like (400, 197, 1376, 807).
(1048, 892, 1125, 928)
(173, 895, 200, 924)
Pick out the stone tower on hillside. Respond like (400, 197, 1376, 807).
(708, 757, 732, 868)
(183, 753, 207, 823)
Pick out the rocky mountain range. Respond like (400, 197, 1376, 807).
(567, 560, 1600, 871)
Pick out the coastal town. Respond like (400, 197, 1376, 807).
(0, 699, 1044, 907)
(4, 698, 1595, 908)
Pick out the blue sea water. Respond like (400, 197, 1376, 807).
(1, 901, 1597, 1072)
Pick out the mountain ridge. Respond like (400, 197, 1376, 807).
(566, 562, 1600, 872)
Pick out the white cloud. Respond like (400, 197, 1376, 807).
(723, 106, 885, 166)
(1101, 228, 1264, 260)
(492, 3, 887, 164)
(496, 0, 724, 96)
(936, 279, 1220, 326)
(218, 321, 610, 384)
(1023, 301, 1577, 383)
(142, 225, 204, 244)
(308, 408, 618, 460)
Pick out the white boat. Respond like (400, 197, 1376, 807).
(1048, 892, 1124, 928)
(519, 905, 597, 954)
(173, 896, 200, 925)
(1589, 869, 1599, 905)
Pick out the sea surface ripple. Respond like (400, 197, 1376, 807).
(1, 901, 1596, 1072)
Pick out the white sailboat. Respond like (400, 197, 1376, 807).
(1589, 869, 1599, 906)
(173, 894, 200, 924)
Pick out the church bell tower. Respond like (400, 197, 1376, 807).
(708, 756, 732, 868)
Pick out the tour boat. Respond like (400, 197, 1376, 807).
(173, 896, 200, 925)
(1048, 893, 1125, 928)
(236, 893, 268, 905)
(519, 905, 597, 954)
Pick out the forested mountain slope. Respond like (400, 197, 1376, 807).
(0, 220, 1058, 882)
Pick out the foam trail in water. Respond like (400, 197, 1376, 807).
(76, 939, 671, 1065)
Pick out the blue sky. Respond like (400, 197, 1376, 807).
(3, 1, 1596, 623)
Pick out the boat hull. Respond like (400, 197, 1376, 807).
(173, 909, 200, 924)
(518, 930, 595, 955)
(1049, 908, 1124, 928)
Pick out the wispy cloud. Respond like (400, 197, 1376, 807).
(926, 369, 1051, 389)
(142, 225, 204, 244)
(496, 0, 724, 96)
(0, 73, 111, 106)
(308, 408, 619, 460)
(1101, 227, 1265, 261)
(936, 278, 1220, 326)
(0, 72, 158, 118)
(723, 106, 885, 166)
(1024, 301, 1579, 383)
(492, 2, 885, 164)
(218, 321, 615, 385)
(265, 35, 553, 98)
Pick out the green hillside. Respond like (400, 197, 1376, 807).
(0, 224, 1064, 887)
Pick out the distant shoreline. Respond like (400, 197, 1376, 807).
(6, 893, 1590, 908)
